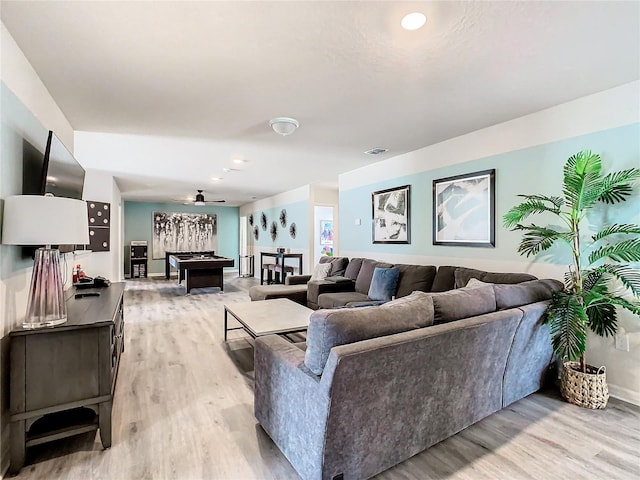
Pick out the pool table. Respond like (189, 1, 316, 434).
(167, 253, 235, 294)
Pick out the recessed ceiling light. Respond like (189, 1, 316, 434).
(401, 12, 426, 30)
(232, 158, 247, 164)
(211, 177, 222, 181)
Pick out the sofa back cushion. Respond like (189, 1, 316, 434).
(431, 284, 497, 325)
(454, 267, 537, 289)
(304, 291, 435, 375)
(355, 259, 393, 294)
(493, 279, 563, 310)
(430, 266, 457, 292)
(344, 258, 364, 280)
(395, 264, 437, 298)
(368, 267, 400, 302)
(320, 256, 350, 277)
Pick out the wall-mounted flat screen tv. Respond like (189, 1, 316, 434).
(41, 130, 85, 199)
(20, 131, 86, 256)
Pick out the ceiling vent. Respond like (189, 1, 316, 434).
(364, 148, 388, 156)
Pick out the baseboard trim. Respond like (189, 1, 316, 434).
(609, 383, 640, 406)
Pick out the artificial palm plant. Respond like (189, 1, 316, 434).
(503, 150, 640, 374)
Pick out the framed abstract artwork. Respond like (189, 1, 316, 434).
(372, 184, 411, 244)
(152, 211, 218, 259)
(320, 220, 334, 245)
(433, 169, 495, 247)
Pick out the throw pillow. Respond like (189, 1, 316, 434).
(466, 278, 490, 288)
(310, 262, 332, 281)
(368, 266, 400, 302)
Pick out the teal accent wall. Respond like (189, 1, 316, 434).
(0, 82, 49, 275)
(340, 123, 640, 265)
(124, 201, 240, 274)
(248, 200, 309, 249)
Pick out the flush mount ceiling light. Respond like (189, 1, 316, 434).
(269, 117, 299, 136)
(401, 12, 426, 30)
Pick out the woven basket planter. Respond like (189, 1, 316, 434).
(561, 361, 609, 409)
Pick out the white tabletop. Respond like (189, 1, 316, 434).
(224, 298, 312, 337)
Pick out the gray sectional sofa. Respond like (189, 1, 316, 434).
(254, 278, 563, 480)
(249, 256, 349, 306)
(250, 256, 537, 310)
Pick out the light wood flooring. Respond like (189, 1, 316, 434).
(11, 274, 640, 480)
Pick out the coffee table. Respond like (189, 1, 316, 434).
(223, 298, 312, 341)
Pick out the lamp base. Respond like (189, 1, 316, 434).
(23, 247, 67, 329)
(22, 317, 68, 329)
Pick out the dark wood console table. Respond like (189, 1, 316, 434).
(8, 282, 125, 474)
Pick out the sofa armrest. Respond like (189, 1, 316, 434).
(254, 335, 330, 479)
(285, 274, 311, 285)
(307, 279, 356, 309)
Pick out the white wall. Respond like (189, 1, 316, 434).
(0, 22, 76, 477)
(339, 81, 640, 405)
(75, 169, 123, 282)
(0, 23, 74, 150)
(340, 81, 640, 191)
(239, 185, 310, 217)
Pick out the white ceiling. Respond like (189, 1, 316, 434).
(2, 1, 639, 206)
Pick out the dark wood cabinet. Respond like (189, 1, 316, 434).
(9, 283, 125, 474)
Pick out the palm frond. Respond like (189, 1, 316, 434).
(598, 168, 640, 204)
(592, 224, 640, 242)
(546, 291, 588, 361)
(588, 264, 640, 297)
(588, 239, 640, 265)
(582, 270, 607, 293)
(502, 195, 564, 228)
(513, 224, 573, 257)
(583, 291, 618, 337)
(607, 295, 640, 316)
(563, 151, 604, 212)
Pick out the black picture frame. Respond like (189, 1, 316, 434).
(372, 184, 411, 244)
(432, 169, 495, 247)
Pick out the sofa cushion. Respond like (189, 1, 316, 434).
(355, 259, 393, 294)
(454, 267, 537, 289)
(305, 291, 435, 375)
(248, 284, 308, 305)
(368, 267, 400, 302)
(395, 264, 437, 298)
(344, 258, 364, 280)
(494, 279, 564, 310)
(319, 256, 349, 277)
(318, 292, 371, 309)
(431, 284, 497, 325)
(430, 265, 457, 292)
(310, 263, 332, 281)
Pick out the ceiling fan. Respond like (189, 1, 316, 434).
(181, 189, 226, 205)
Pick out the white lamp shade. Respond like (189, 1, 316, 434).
(2, 195, 90, 245)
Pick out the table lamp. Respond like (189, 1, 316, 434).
(1, 195, 89, 328)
